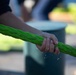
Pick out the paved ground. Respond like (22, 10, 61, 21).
(0, 52, 24, 75)
(0, 34, 76, 75)
(0, 52, 24, 72)
(65, 55, 76, 75)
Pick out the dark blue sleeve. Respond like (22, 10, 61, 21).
(17, 0, 25, 5)
(0, 0, 11, 15)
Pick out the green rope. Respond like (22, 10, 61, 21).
(0, 24, 76, 57)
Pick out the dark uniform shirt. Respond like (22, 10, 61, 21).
(0, 0, 11, 15)
(17, 0, 25, 5)
(0, 0, 25, 15)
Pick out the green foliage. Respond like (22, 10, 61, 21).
(52, 3, 76, 34)
(52, 7, 69, 12)
(66, 24, 76, 34)
(0, 34, 24, 51)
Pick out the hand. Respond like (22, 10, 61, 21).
(36, 32, 60, 54)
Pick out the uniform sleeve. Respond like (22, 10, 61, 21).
(0, 0, 11, 15)
(17, 0, 25, 5)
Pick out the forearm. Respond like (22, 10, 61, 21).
(0, 12, 42, 35)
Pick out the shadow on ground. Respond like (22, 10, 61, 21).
(0, 70, 24, 75)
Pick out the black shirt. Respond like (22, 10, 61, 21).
(17, 0, 25, 5)
(0, 0, 11, 15)
(0, 0, 25, 15)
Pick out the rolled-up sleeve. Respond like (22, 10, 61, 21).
(0, 0, 11, 15)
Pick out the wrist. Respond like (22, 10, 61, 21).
(39, 32, 45, 37)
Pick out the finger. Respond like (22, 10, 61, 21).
(51, 34, 58, 44)
(40, 38, 47, 51)
(36, 45, 41, 50)
(49, 40, 54, 53)
(36, 38, 46, 51)
(57, 47, 60, 54)
(45, 38, 50, 52)
(54, 47, 60, 54)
